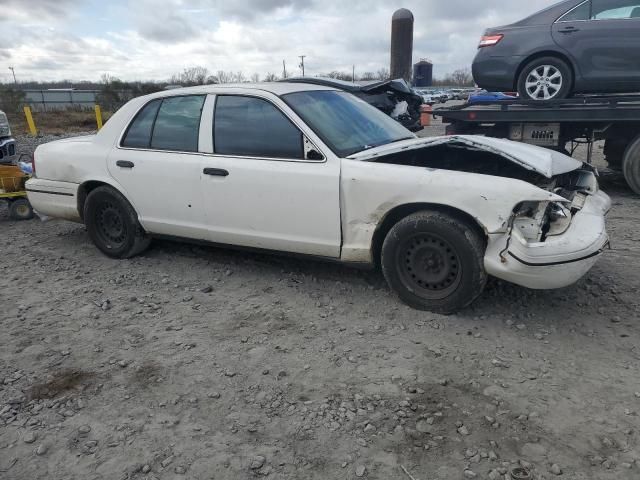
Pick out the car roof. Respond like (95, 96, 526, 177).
(146, 82, 338, 99)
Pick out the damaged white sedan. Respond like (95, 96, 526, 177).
(27, 83, 611, 312)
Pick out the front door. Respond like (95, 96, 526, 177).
(108, 94, 209, 239)
(553, 0, 640, 89)
(199, 93, 341, 258)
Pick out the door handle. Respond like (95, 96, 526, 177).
(559, 26, 580, 34)
(116, 160, 135, 168)
(203, 168, 229, 177)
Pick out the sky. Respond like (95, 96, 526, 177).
(0, 0, 560, 83)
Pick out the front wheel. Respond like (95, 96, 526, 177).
(84, 186, 151, 258)
(517, 57, 573, 101)
(381, 211, 487, 313)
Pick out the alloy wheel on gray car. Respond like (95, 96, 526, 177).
(525, 65, 563, 100)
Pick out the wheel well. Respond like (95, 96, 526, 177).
(77, 181, 109, 221)
(514, 51, 576, 91)
(370, 203, 487, 268)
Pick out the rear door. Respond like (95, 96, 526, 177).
(553, 0, 640, 88)
(108, 95, 209, 239)
(199, 92, 341, 257)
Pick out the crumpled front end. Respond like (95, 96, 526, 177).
(485, 168, 611, 290)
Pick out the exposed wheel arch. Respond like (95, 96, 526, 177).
(514, 51, 576, 92)
(77, 180, 134, 222)
(371, 203, 487, 269)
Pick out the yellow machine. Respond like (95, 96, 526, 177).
(0, 159, 34, 220)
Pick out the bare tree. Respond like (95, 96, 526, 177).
(360, 72, 376, 81)
(181, 66, 209, 85)
(263, 73, 279, 82)
(215, 71, 233, 84)
(326, 71, 353, 81)
(232, 71, 246, 83)
(250, 73, 260, 83)
(100, 73, 120, 84)
(376, 68, 390, 80)
(449, 68, 473, 86)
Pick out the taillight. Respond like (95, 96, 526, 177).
(479, 34, 504, 48)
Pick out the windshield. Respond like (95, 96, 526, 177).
(282, 90, 414, 157)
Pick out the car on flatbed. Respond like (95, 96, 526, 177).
(26, 83, 611, 313)
(473, 0, 640, 101)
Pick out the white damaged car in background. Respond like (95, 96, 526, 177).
(26, 83, 611, 313)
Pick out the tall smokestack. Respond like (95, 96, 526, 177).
(390, 8, 414, 82)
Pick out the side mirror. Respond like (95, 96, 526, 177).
(306, 149, 324, 161)
(304, 136, 324, 161)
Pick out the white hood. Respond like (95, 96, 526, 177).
(347, 135, 583, 178)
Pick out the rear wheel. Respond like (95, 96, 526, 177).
(623, 136, 640, 195)
(381, 211, 487, 313)
(8, 198, 34, 221)
(517, 57, 572, 101)
(84, 186, 151, 258)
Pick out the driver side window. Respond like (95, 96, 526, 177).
(213, 95, 304, 160)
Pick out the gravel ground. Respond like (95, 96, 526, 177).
(1, 117, 639, 480)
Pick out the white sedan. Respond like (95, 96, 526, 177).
(26, 83, 611, 313)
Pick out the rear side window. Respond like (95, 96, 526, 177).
(558, 1, 591, 21)
(121, 99, 161, 148)
(592, 0, 640, 18)
(121, 95, 205, 152)
(214, 95, 303, 159)
(151, 96, 205, 152)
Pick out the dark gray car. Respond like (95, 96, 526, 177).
(473, 0, 640, 101)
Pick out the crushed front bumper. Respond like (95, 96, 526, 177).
(484, 190, 611, 290)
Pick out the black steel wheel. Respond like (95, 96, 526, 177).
(84, 186, 151, 258)
(95, 200, 127, 248)
(381, 210, 487, 313)
(396, 232, 462, 300)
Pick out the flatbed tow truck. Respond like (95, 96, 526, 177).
(434, 95, 640, 194)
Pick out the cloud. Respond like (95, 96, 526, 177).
(0, 0, 561, 82)
(0, 0, 83, 22)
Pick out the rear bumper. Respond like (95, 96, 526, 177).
(25, 178, 81, 222)
(472, 50, 523, 92)
(484, 190, 611, 290)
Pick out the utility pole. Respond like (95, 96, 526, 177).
(352, 65, 355, 84)
(282, 60, 287, 79)
(8, 66, 16, 84)
(299, 55, 306, 77)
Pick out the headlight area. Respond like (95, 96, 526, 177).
(511, 200, 573, 244)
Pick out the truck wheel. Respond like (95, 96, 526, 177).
(380, 211, 487, 314)
(623, 136, 640, 195)
(84, 186, 151, 258)
(517, 57, 572, 101)
(8, 198, 34, 221)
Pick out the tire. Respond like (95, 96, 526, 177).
(8, 198, 34, 221)
(623, 136, 640, 195)
(84, 186, 151, 258)
(381, 211, 487, 313)
(517, 56, 573, 101)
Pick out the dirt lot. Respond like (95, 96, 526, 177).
(1, 118, 639, 480)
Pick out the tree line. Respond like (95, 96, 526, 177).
(0, 66, 474, 113)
